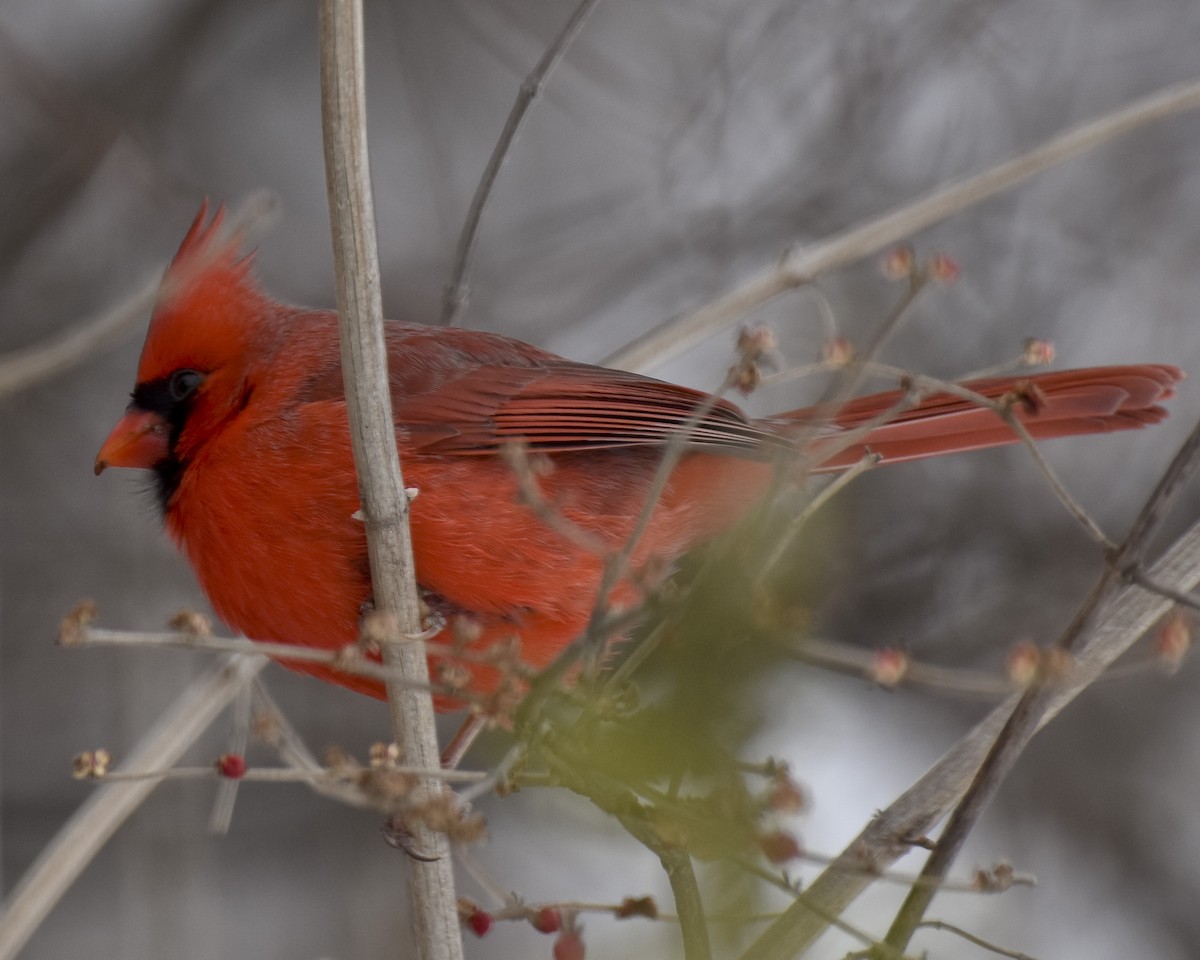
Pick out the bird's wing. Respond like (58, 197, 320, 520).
(379, 324, 781, 455)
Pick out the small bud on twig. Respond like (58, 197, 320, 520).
(928, 252, 961, 284)
(59, 599, 98, 646)
(1021, 337, 1056, 367)
(758, 830, 803, 864)
(72, 749, 112, 779)
(881, 244, 914, 280)
(1006, 641, 1041, 687)
(215, 753, 247, 779)
(615, 896, 658, 920)
(1156, 611, 1192, 670)
(168, 609, 212, 637)
(822, 336, 855, 367)
(871, 648, 909, 688)
(531, 906, 563, 934)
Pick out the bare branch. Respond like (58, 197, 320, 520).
(742, 505, 1200, 960)
(0, 656, 265, 960)
(318, 2, 461, 957)
(606, 76, 1200, 373)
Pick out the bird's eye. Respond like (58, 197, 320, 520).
(169, 369, 203, 402)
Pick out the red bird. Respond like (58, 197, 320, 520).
(96, 205, 1181, 708)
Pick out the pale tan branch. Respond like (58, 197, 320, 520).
(741, 510, 1200, 960)
(319, 2, 461, 957)
(606, 77, 1200, 373)
(0, 656, 265, 960)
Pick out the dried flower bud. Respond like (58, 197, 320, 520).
(169, 608, 212, 636)
(250, 709, 282, 746)
(822, 336, 855, 367)
(59, 599, 98, 646)
(369, 741, 402, 769)
(357, 767, 418, 805)
(928, 252, 961, 284)
(1156, 612, 1191, 669)
(614, 896, 658, 920)
(216, 753, 247, 779)
(737, 324, 777, 360)
(359, 610, 399, 653)
(881, 244, 914, 280)
(974, 860, 1017, 892)
(732, 360, 762, 396)
(1022, 337, 1056, 367)
(436, 659, 473, 692)
(758, 830, 803, 864)
(73, 748, 112, 779)
(871, 648, 909, 688)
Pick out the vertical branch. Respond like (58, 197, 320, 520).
(317, 4, 462, 960)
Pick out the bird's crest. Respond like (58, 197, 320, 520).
(136, 201, 267, 385)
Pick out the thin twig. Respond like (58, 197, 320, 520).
(207, 679, 252, 833)
(877, 413, 1200, 955)
(755, 453, 880, 582)
(606, 76, 1200, 373)
(742, 507, 1200, 960)
(0, 656, 265, 960)
(71, 627, 479, 701)
(914, 919, 1041, 960)
(92, 764, 485, 784)
(440, 0, 603, 326)
(538, 735, 712, 960)
(318, 3, 461, 958)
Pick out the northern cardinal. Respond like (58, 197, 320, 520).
(96, 205, 1182, 708)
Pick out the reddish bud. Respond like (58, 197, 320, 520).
(216, 754, 247, 779)
(553, 928, 585, 960)
(1022, 337, 1056, 367)
(871, 648, 909, 688)
(881, 244, 914, 280)
(928, 252, 960, 284)
(1156, 611, 1191, 668)
(758, 830, 803, 864)
(767, 775, 807, 815)
(469, 911, 492, 937)
(532, 906, 563, 934)
(1006, 641, 1040, 687)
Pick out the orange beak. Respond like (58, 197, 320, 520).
(95, 409, 170, 475)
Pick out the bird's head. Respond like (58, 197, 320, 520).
(95, 202, 272, 499)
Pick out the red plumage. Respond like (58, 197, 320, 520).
(96, 205, 1183, 707)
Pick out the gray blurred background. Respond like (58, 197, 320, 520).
(3, 1, 1200, 957)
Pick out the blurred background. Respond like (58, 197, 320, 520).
(2, 1, 1200, 957)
